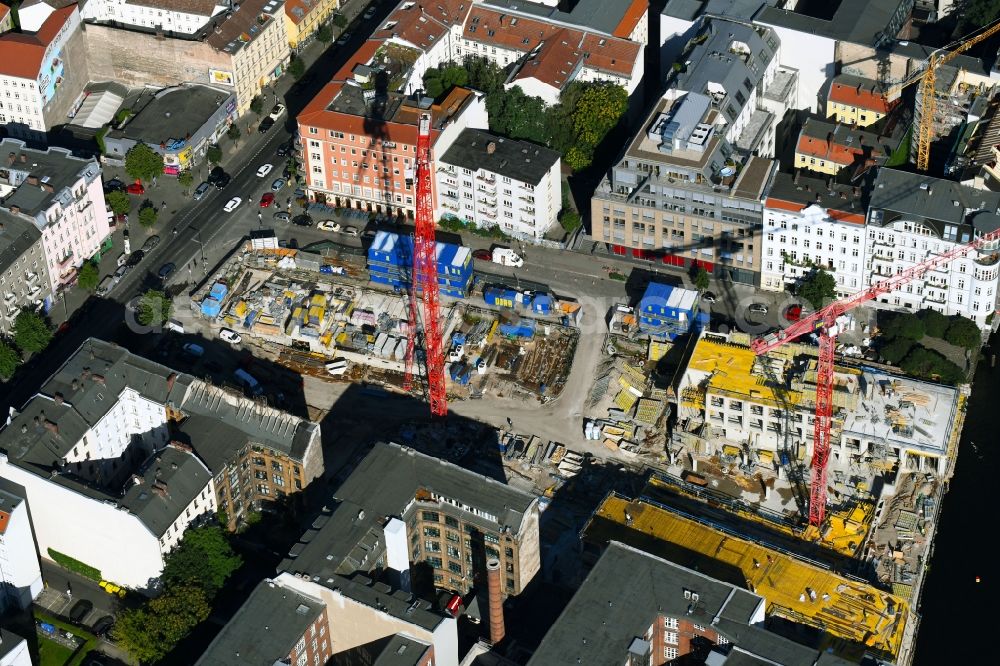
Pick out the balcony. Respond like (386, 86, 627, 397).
(477, 196, 497, 207)
(25, 271, 39, 283)
(437, 165, 456, 175)
(3, 292, 16, 304)
(56, 252, 74, 268)
(520, 207, 535, 215)
(923, 292, 946, 305)
(476, 173, 495, 184)
(441, 200, 460, 212)
(27, 283, 42, 298)
(975, 252, 1000, 267)
(479, 209, 497, 220)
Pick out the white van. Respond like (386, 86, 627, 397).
(116, 252, 128, 267)
(164, 319, 185, 333)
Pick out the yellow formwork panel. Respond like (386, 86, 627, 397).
(689, 338, 801, 408)
(589, 495, 908, 660)
(649, 340, 671, 362)
(614, 390, 639, 413)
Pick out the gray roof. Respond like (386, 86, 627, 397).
(662, 0, 772, 22)
(0, 628, 28, 662)
(677, 20, 777, 127)
(870, 168, 1000, 236)
(439, 129, 560, 186)
(755, 0, 908, 46)
(482, 0, 642, 36)
(372, 635, 433, 665)
(195, 578, 325, 666)
(889, 41, 989, 78)
(327, 572, 447, 632)
(529, 542, 765, 666)
(0, 139, 102, 219)
(766, 171, 868, 216)
(708, 626, 860, 665)
(119, 444, 212, 537)
(0, 210, 43, 275)
(281, 442, 535, 591)
(114, 84, 232, 146)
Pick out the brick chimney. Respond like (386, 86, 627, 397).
(486, 558, 505, 645)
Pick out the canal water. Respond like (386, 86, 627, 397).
(912, 337, 996, 664)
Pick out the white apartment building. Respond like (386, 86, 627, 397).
(761, 172, 869, 299)
(0, 480, 43, 611)
(0, 139, 111, 292)
(0, 213, 49, 336)
(436, 129, 561, 241)
(867, 169, 1000, 329)
(0, 628, 32, 666)
(0, 3, 87, 141)
(82, 0, 226, 34)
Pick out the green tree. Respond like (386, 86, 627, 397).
(795, 268, 836, 310)
(226, 124, 242, 142)
(124, 142, 164, 183)
(113, 585, 211, 664)
(77, 261, 100, 291)
(423, 69, 444, 99)
(463, 56, 505, 94)
(0, 341, 20, 381)
(900, 347, 966, 385)
(317, 23, 333, 43)
(136, 290, 172, 327)
(693, 266, 711, 292)
(879, 337, 914, 365)
(138, 205, 158, 228)
(289, 57, 306, 80)
(961, 0, 1000, 32)
(249, 95, 264, 115)
(572, 84, 627, 148)
(13, 311, 52, 354)
(177, 170, 194, 194)
(918, 308, 950, 338)
(162, 526, 242, 596)
(107, 190, 131, 216)
(559, 208, 581, 234)
(945, 316, 982, 350)
(207, 144, 223, 164)
(486, 87, 548, 145)
(881, 312, 925, 341)
(332, 13, 347, 29)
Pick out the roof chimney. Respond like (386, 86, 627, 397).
(44, 420, 59, 435)
(53, 392, 64, 405)
(91, 374, 106, 385)
(19, 153, 27, 163)
(486, 558, 505, 645)
(487, 141, 496, 155)
(166, 372, 177, 392)
(7, 152, 14, 165)
(26, 175, 39, 186)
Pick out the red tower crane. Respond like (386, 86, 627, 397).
(752, 226, 1000, 527)
(402, 113, 448, 416)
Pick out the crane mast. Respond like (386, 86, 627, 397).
(753, 227, 1000, 526)
(402, 113, 448, 416)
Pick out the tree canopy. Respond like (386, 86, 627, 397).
(0, 341, 19, 381)
(226, 124, 242, 141)
(693, 266, 711, 292)
(899, 347, 966, 385)
(138, 205, 158, 228)
(161, 526, 242, 596)
(136, 290, 172, 328)
(881, 312, 925, 341)
(177, 170, 194, 191)
(77, 261, 100, 291)
(879, 337, 914, 365)
(125, 143, 164, 183)
(249, 95, 264, 115)
(917, 308, 950, 339)
(107, 190, 131, 216)
(423, 64, 469, 99)
(945, 316, 982, 350)
(289, 57, 306, 79)
(13, 311, 52, 354)
(112, 585, 211, 664)
(795, 268, 836, 310)
(206, 145, 223, 164)
(317, 24, 333, 43)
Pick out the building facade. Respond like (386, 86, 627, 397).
(591, 19, 782, 285)
(0, 628, 32, 666)
(436, 129, 561, 240)
(0, 3, 89, 141)
(761, 171, 869, 298)
(0, 480, 43, 611)
(284, 0, 340, 49)
(83, 0, 290, 116)
(826, 73, 891, 127)
(0, 139, 111, 292)
(81, 0, 225, 34)
(866, 169, 1000, 328)
(0, 212, 49, 336)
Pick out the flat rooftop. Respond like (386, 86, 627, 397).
(755, 0, 908, 45)
(585, 494, 910, 660)
(765, 171, 869, 219)
(116, 85, 231, 145)
(440, 129, 560, 186)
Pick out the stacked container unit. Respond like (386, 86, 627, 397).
(637, 282, 701, 340)
(367, 231, 473, 298)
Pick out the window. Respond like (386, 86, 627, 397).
(427, 556, 443, 569)
(664, 630, 678, 644)
(448, 561, 462, 574)
(664, 617, 678, 629)
(423, 526, 440, 538)
(664, 646, 678, 660)
(423, 511, 439, 522)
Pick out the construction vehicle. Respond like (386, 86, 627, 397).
(402, 114, 448, 416)
(751, 226, 1000, 527)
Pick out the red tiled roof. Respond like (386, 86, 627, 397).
(829, 77, 889, 114)
(0, 510, 9, 535)
(372, 0, 469, 50)
(764, 198, 805, 213)
(612, 0, 648, 39)
(579, 32, 641, 77)
(0, 4, 10, 24)
(284, 0, 320, 26)
(0, 4, 76, 79)
(796, 134, 862, 166)
(765, 196, 865, 225)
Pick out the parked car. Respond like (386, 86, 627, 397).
(318, 220, 341, 232)
(472, 249, 492, 261)
(491, 247, 523, 267)
(91, 615, 115, 637)
(292, 214, 313, 227)
(113, 264, 130, 283)
(271, 178, 286, 192)
(702, 291, 717, 304)
(276, 144, 289, 157)
(783, 305, 803, 322)
(207, 166, 226, 184)
(273, 211, 291, 222)
(158, 262, 175, 279)
(259, 192, 275, 207)
(126, 249, 145, 267)
(748, 303, 768, 315)
(69, 600, 93, 624)
(336, 31, 352, 46)
(104, 178, 125, 193)
(96, 275, 114, 296)
(258, 117, 275, 133)
(268, 103, 286, 121)
(219, 328, 242, 344)
(363, 7, 376, 20)
(126, 181, 145, 195)
(182, 343, 205, 358)
(223, 197, 242, 212)
(141, 235, 160, 252)
(342, 225, 359, 236)
(215, 172, 232, 189)
(256, 163, 274, 178)
(193, 181, 211, 200)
